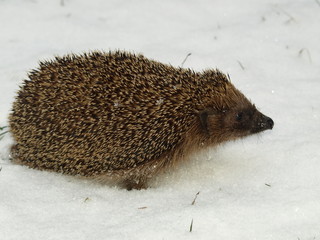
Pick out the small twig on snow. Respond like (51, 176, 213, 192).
(272, 6, 297, 24)
(191, 191, 200, 205)
(0, 131, 9, 137)
(181, 53, 192, 68)
(189, 219, 193, 232)
(138, 206, 147, 209)
(298, 48, 312, 63)
(0, 127, 9, 140)
(237, 60, 245, 70)
(282, 10, 296, 24)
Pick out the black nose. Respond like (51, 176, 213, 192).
(259, 114, 274, 130)
(252, 113, 274, 133)
(266, 117, 274, 129)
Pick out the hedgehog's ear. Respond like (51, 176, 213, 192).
(199, 110, 214, 135)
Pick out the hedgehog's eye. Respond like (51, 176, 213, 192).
(236, 112, 243, 122)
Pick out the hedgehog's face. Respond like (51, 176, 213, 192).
(222, 105, 274, 137)
(199, 103, 274, 142)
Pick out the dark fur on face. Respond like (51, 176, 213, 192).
(218, 104, 273, 136)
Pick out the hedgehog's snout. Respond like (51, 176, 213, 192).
(257, 114, 274, 131)
(250, 112, 274, 134)
(265, 117, 274, 129)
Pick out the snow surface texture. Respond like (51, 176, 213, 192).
(1, 0, 320, 239)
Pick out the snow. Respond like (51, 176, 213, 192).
(1, 0, 320, 239)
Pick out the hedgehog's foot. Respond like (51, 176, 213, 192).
(10, 144, 24, 164)
(122, 178, 148, 191)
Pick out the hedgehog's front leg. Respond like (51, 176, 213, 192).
(122, 178, 148, 190)
(120, 157, 168, 190)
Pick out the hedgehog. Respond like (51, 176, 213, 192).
(9, 51, 274, 190)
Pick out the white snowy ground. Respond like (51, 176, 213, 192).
(1, 0, 320, 239)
